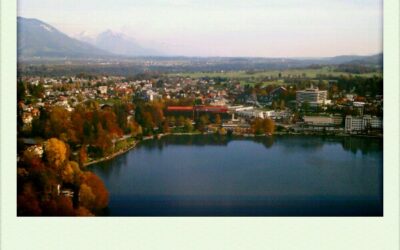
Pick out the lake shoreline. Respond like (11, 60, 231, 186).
(85, 131, 382, 167)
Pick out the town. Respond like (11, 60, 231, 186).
(16, 69, 383, 216)
(18, 70, 383, 141)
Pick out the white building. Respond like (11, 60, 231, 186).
(303, 116, 334, 126)
(236, 109, 290, 120)
(25, 145, 44, 158)
(353, 102, 365, 115)
(345, 115, 383, 133)
(98, 86, 108, 94)
(296, 87, 328, 106)
(237, 109, 265, 119)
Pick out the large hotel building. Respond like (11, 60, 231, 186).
(296, 87, 328, 107)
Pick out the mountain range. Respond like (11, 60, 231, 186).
(17, 17, 162, 59)
(74, 30, 161, 56)
(17, 17, 110, 58)
(17, 16, 382, 66)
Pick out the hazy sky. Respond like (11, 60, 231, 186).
(18, 0, 382, 57)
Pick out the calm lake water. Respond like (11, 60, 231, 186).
(90, 135, 383, 216)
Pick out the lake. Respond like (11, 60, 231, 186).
(90, 135, 383, 216)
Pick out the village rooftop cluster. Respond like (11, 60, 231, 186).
(18, 73, 383, 139)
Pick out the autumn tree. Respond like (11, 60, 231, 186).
(79, 183, 96, 210)
(78, 146, 88, 167)
(251, 118, 275, 135)
(61, 161, 82, 185)
(263, 118, 275, 135)
(215, 114, 222, 125)
(196, 114, 210, 132)
(161, 119, 170, 133)
(176, 116, 185, 127)
(81, 172, 109, 211)
(17, 182, 42, 216)
(44, 138, 68, 169)
(168, 116, 176, 127)
(44, 106, 71, 138)
(183, 118, 193, 132)
(251, 118, 264, 135)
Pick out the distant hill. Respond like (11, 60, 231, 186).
(75, 30, 162, 57)
(292, 53, 383, 66)
(324, 53, 383, 65)
(18, 17, 111, 58)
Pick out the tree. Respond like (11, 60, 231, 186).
(176, 116, 185, 127)
(142, 112, 154, 134)
(263, 118, 275, 135)
(82, 172, 109, 211)
(251, 118, 275, 135)
(61, 161, 81, 185)
(196, 115, 210, 132)
(79, 183, 96, 210)
(251, 118, 264, 135)
(168, 116, 176, 127)
(17, 182, 42, 216)
(41, 196, 75, 216)
(44, 138, 68, 169)
(44, 106, 70, 138)
(129, 120, 142, 137)
(17, 80, 26, 101)
(279, 100, 285, 110)
(215, 114, 222, 125)
(76, 206, 93, 216)
(218, 127, 227, 135)
(78, 146, 88, 167)
(61, 163, 74, 184)
(161, 120, 170, 133)
(183, 118, 193, 132)
(93, 123, 112, 156)
(272, 101, 278, 110)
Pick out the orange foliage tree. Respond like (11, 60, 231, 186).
(44, 138, 68, 169)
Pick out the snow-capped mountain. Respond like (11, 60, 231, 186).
(75, 29, 162, 56)
(18, 17, 111, 58)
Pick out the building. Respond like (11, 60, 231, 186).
(352, 102, 365, 116)
(98, 86, 108, 94)
(236, 109, 291, 120)
(345, 115, 383, 133)
(296, 87, 328, 107)
(295, 115, 344, 133)
(303, 116, 334, 126)
(24, 145, 44, 158)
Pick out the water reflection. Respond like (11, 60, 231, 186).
(341, 137, 383, 155)
(90, 135, 383, 216)
(91, 152, 129, 177)
(92, 135, 383, 177)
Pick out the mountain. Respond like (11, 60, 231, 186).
(18, 17, 111, 58)
(75, 30, 162, 57)
(74, 31, 96, 45)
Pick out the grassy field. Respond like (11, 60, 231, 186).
(168, 67, 382, 80)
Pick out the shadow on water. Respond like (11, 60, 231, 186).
(340, 136, 383, 155)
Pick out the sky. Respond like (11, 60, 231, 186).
(18, 0, 383, 57)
